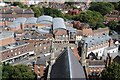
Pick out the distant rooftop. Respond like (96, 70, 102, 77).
(53, 18, 66, 30)
(36, 15, 53, 23)
(25, 17, 37, 24)
(0, 31, 14, 40)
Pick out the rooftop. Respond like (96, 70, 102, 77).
(0, 31, 14, 40)
(36, 15, 53, 23)
(25, 17, 37, 24)
(0, 41, 29, 52)
(82, 34, 112, 48)
(0, 7, 34, 14)
(53, 18, 66, 30)
(87, 60, 105, 67)
(50, 47, 86, 79)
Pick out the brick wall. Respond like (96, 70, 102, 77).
(0, 37, 15, 46)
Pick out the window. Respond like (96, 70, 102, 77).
(15, 53, 17, 55)
(18, 52, 20, 54)
(39, 43, 41, 46)
(37, 71, 40, 73)
(44, 47, 46, 49)
(37, 66, 40, 68)
(7, 55, 9, 58)
(11, 50, 13, 52)
(90, 72, 92, 76)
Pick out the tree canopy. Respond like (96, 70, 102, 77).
(31, 6, 41, 17)
(42, 7, 64, 18)
(89, 2, 114, 15)
(72, 10, 104, 29)
(106, 21, 118, 30)
(12, 2, 28, 9)
(101, 62, 120, 80)
(2, 64, 35, 80)
(111, 1, 120, 11)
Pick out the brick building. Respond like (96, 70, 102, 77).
(0, 31, 15, 46)
(86, 60, 105, 78)
(68, 9, 80, 15)
(0, 6, 34, 27)
(0, 31, 35, 64)
(71, 21, 110, 41)
(1, 41, 34, 64)
(34, 56, 50, 79)
(105, 10, 120, 21)
(78, 34, 119, 78)
(0, 6, 34, 20)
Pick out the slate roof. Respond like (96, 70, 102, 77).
(13, 17, 27, 23)
(66, 26, 77, 33)
(9, 22, 20, 28)
(50, 47, 86, 79)
(36, 28, 50, 34)
(113, 55, 120, 64)
(0, 31, 14, 40)
(36, 55, 50, 65)
(82, 34, 111, 48)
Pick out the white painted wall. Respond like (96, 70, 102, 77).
(107, 47, 118, 54)
(87, 46, 108, 56)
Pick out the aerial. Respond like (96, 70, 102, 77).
(0, 0, 120, 80)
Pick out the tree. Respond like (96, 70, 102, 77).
(31, 6, 41, 17)
(64, 14, 73, 20)
(2, 64, 35, 80)
(72, 10, 104, 29)
(95, 22, 106, 29)
(101, 62, 120, 80)
(12, 2, 28, 9)
(106, 21, 117, 30)
(111, 1, 120, 11)
(89, 2, 114, 15)
(43, 7, 64, 18)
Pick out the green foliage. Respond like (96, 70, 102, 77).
(64, 14, 73, 20)
(31, 6, 41, 17)
(111, 1, 120, 10)
(89, 2, 114, 15)
(95, 22, 106, 29)
(72, 10, 104, 29)
(101, 62, 120, 80)
(2, 64, 35, 80)
(106, 21, 117, 30)
(12, 2, 28, 9)
(42, 7, 64, 18)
